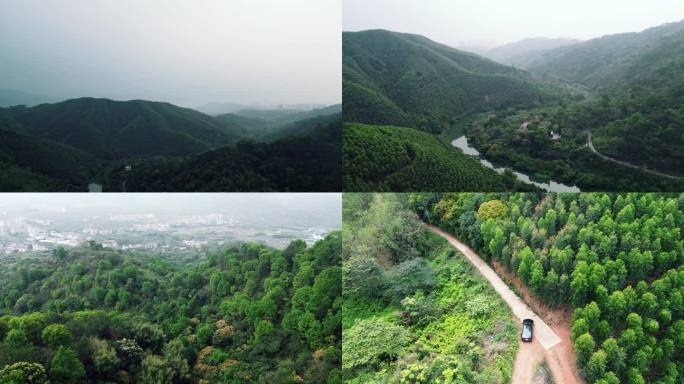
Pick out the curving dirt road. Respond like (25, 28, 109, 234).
(429, 225, 584, 384)
(587, 133, 684, 181)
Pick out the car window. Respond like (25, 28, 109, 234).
(522, 325, 532, 338)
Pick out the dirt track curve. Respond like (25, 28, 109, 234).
(429, 225, 584, 384)
(587, 133, 684, 181)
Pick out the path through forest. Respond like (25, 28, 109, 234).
(428, 225, 584, 384)
(587, 133, 684, 180)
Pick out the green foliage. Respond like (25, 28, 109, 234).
(140, 355, 173, 384)
(0, 362, 48, 384)
(109, 119, 341, 192)
(0, 234, 342, 383)
(419, 192, 684, 384)
(343, 30, 564, 131)
(477, 200, 508, 220)
(0, 100, 341, 192)
(384, 259, 435, 304)
(342, 194, 518, 383)
(342, 318, 411, 370)
(343, 123, 534, 192)
(49, 347, 85, 384)
(41, 324, 72, 348)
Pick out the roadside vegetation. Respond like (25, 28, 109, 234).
(411, 192, 684, 383)
(342, 193, 518, 383)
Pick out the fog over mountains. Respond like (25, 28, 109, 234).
(0, 0, 341, 107)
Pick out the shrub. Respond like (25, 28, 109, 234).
(385, 259, 435, 304)
(342, 319, 411, 371)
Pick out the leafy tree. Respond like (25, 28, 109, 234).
(477, 200, 508, 220)
(50, 347, 85, 384)
(140, 355, 173, 384)
(0, 362, 48, 384)
(342, 256, 385, 300)
(91, 338, 120, 379)
(574, 333, 595, 366)
(586, 349, 607, 382)
(385, 258, 435, 304)
(41, 324, 72, 348)
(342, 319, 411, 371)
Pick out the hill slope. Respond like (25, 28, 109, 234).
(523, 20, 684, 91)
(106, 119, 342, 192)
(343, 30, 565, 132)
(0, 129, 99, 191)
(342, 123, 535, 191)
(217, 105, 342, 142)
(0, 235, 342, 383)
(1, 98, 240, 159)
(483, 38, 582, 67)
(480, 21, 684, 178)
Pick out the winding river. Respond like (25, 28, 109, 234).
(451, 136, 581, 192)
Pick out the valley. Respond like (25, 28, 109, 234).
(0, 98, 341, 192)
(342, 20, 684, 191)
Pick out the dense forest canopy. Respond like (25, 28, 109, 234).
(342, 194, 518, 383)
(0, 233, 342, 383)
(342, 123, 534, 192)
(0, 98, 341, 192)
(410, 192, 684, 384)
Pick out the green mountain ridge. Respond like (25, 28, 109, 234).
(0, 97, 342, 191)
(0, 129, 99, 191)
(217, 104, 342, 142)
(342, 23, 684, 191)
(343, 29, 567, 132)
(524, 20, 684, 91)
(104, 119, 342, 192)
(2, 98, 240, 159)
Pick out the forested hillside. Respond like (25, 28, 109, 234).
(1, 98, 240, 158)
(411, 192, 684, 384)
(342, 22, 684, 191)
(105, 120, 341, 192)
(523, 20, 684, 92)
(0, 98, 341, 191)
(465, 99, 684, 190)
(483, 38, 582, 68)
(216, 105, 342, 142)
(0, 234, 342, 383)
(472, 20, 684, 181)
(343, 30, 568, 133)
(342, 194, 518, 383)
(342, 123, 535, 192)
(0, 129, 100, 191)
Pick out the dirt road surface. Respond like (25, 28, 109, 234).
(587, 133, 683, 180)
(429, 225, 584, 384)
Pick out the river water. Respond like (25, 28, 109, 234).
(451, 136, 581, 192)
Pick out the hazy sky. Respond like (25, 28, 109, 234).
(344, 0, 684, 47)
(0, 193, 342, 229)
(0, 0, 341, 107)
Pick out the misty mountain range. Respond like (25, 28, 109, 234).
(0, 96, 341, 192)
(343, 19, 684, 192)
